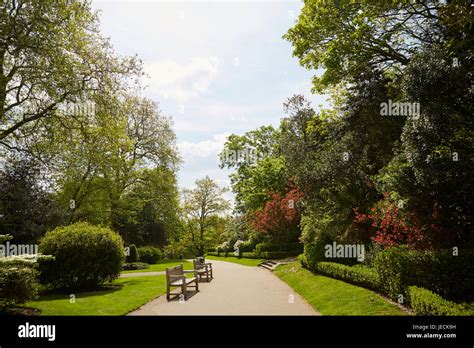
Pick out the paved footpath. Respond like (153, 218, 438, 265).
(129, 259, 318, 315)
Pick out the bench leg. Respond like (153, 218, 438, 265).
(182, 283, 187, 300)
(166, 285, 170, 301)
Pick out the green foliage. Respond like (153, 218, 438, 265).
(255, 242, 303, 254)
(181, 176, 230, 255)
(313, 262, 380, 292)
(137, 246, 162, 264)
(374, 246, 474, 301)
(0, 267, 39, 307)
(407, 286, 466, 316)
(219, 126, 287, 213)
(126, 244, 139, 263)
(39, 222, 124, 290)
(241, 252, 260, 259)
(259, 251, 300, 260)
(0, 158, 66, 243)
(122, 262, 150, 271)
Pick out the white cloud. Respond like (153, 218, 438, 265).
(145, 57, 219, 102)
(178, 132, 231, 160)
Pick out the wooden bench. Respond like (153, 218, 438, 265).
(166, 264, 198, 301)
(194, 257, 213, 281)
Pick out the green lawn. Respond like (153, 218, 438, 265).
(24, 275, 166, 315)
(206, 255, 263, 266)
(122, 259, 192, 273)
(275, 262, 408, 316)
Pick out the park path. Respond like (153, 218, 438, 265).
(129, 259, 318, 315)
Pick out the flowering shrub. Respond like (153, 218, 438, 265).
(353, 193, 426, 248)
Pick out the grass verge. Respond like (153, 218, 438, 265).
(24, 275, 166, 315)
(275, 262, 408, 316)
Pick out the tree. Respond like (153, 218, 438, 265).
(0, 156, 65, 243)
(253, 185, 304, 245)
(219, 126, 287, 213)
(0, 0, 140, 150)
(181, 176, 230, 255)
(283, 1, 452, 92)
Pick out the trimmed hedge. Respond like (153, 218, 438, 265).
(241, 252, 260, 259)
(39, 222, 124, 290)
(255, 242, 303, 254)
(259, 251, 301, 259)
(314, 262, 380, 291)
(207, 251, 219, 257)
(407, 286, 467, 316)
(122, 262, 150, 271)
(374, 246, 474, 301)
(137, 246, 162, 264)
(238, 240, 256, 253)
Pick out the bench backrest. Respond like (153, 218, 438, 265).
(193, 259, 205, 269)
(166, 264, 184, 281)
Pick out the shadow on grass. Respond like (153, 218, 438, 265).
(35, 283, 126, 302)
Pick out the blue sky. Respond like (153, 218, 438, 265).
(92, 0, 329, 199)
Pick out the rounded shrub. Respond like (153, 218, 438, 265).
(39, 222, 125, 290)
(0, 267, 39, 307)
(137, 246, 162, 264)
(126, 244, 139, 263)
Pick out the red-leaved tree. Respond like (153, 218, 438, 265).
(252, 186, 303, 244)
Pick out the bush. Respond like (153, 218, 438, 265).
(138, 246, 162, 264)
(374, 246, 474, 301)
(239, 240, 256, 253)
(0, 267, 39, 307)
(241, 252, 260, 259)
(39, 222, 124, 290)
(255, 242, 303, 254)
(126, 244, 139, 263)
(259, 251, 301, 259)
(407, 286, 467, 316)
(314, 262, 381, 291)
(206, 251, 218, 257)
(122, 262, 150, 271)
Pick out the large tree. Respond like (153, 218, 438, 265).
(0, 0, 140, 150)
(181, 176, 230, 255)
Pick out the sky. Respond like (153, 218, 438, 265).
(91, 0, 329, 201)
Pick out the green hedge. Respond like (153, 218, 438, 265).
(241, 252, 260, 259)
(259, 251, 301, 259)
(374, 246, 474, 301)
(314, 262, 380, 291)
(122, 262, 150, 271)
(255, 242, 303, 254)
(137, 246, 162, 264)
(207, 251, 219, 256)
(407, 286, 467, 316)
(39, 222, 124, 290)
